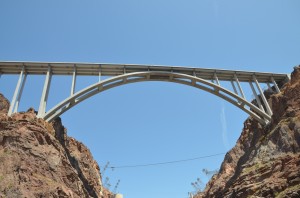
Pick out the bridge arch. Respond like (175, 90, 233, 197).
(43, 71, 271, 125)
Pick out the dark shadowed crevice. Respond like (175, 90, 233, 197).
(52, 117, 99, 198)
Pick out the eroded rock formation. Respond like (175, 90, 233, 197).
(0, 94, 111, 197)
(196, 67, 300, 197)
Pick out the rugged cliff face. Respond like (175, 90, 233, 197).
(0, 94, 111, 197)
(196, 67, 300, 198)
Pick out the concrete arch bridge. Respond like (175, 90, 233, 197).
(0, 62, 290, 125)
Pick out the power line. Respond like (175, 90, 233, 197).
(108, 152, 226, 169)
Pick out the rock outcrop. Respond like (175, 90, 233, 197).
(196, 66, 300, 198)
(0, 95, 112, 197)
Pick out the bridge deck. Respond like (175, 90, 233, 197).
(0, 61, 288, 83)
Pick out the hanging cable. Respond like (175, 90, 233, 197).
(108, 152, 226, 169)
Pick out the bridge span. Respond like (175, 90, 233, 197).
(0, 61, 290, 125)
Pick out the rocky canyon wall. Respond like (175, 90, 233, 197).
(196, 66, 300, 197)
(0, 94, 112, 198)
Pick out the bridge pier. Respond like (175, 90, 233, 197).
(231, 80, 239, 95)
(71, 65, 77, 96)
(267, 82, 272, 91)
(212, 73, 221, 93)
(14, 74, 27, 113)
(37, 66, 52, 118)
(213, 73, 220, 86)
(271, 76, 281, 93)
(8, 67, 26, 116)
(253, 75, 272, 116)
(234, 74, 246, 99)
(249, 81, 265, 113)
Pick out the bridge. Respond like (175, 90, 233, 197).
(0, 61, 290, 125)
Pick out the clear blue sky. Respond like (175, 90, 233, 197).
(0, 1, 299, 197)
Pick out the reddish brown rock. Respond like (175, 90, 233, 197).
(196, 66, 300, 198)
(0, 93, 9, 113)
(0, 97, 112, 197)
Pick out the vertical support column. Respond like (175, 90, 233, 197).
(267, 82, 272, 91)
(70, 65, 76, 96)
(234, 74, 246, 99)
(231, 80, 238, 95)
(170, 69, 174, 80)
(98, 65, 102, 82)
(271, 76, 280, 93)
(37, 66, 52, 118)
(8, 67, 26, 116)
(253, 75, 272, 116)
(213, 73, 220, 92)
(214, 73, 220, 86)
(147, 67, 150, 80)
(14, 74, 27, 113)
(123, 66, 127, 82)
(249, 81, 265, 112)
(191, 70, 196, 85)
